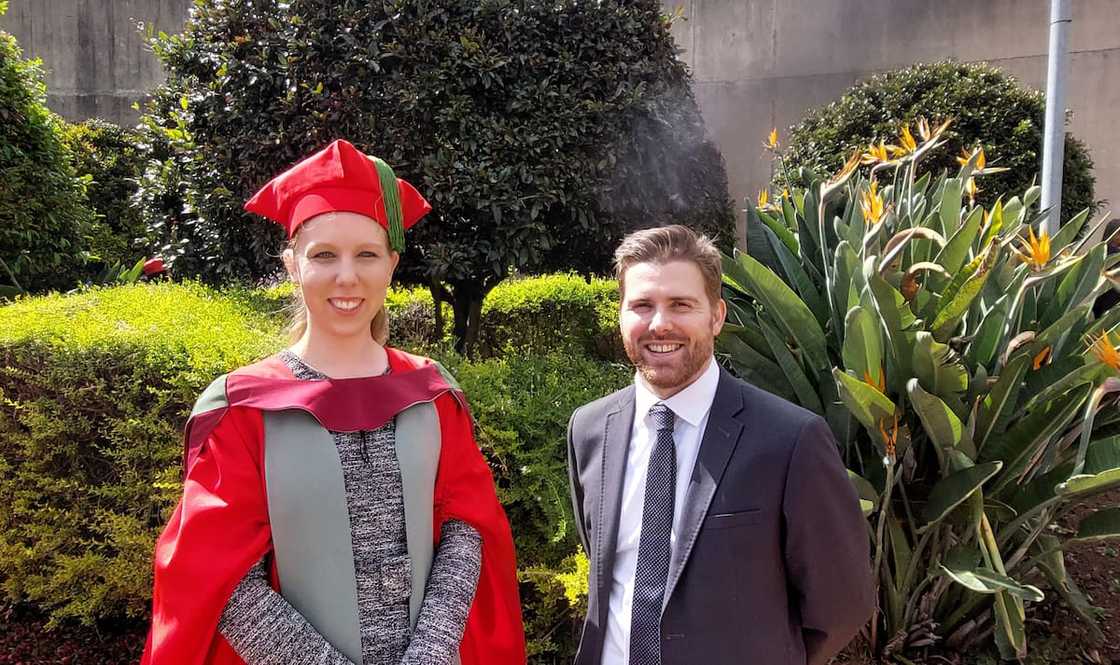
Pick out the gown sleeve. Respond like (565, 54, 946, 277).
(142, 406, 276, 665)
(400, 519, 482, 665)
(432, 393, 527, 665)
(219, 558, 354, 665)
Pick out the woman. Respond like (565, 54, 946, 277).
(142, 140, 525, 665)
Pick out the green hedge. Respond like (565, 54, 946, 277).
(0, 280, 627, 658)
(478, 274, 622, 360)
(242, 274, 624, 362)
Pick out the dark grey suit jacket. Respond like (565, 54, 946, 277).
(567, 368, 875, 665)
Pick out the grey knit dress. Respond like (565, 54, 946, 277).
(217, 352, 482, 665)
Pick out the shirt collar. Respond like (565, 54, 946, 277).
(633, 356, 720, 428)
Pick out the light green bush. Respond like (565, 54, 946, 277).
(0, 280, 627, 659)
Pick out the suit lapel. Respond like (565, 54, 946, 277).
(663, 369, 744, 610)
(596, 386, 635, 631)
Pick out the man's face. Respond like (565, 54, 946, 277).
(619, 260, 726, 398)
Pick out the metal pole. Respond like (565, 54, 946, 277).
(1040, 0, 1071, 235)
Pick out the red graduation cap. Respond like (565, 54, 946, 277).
(244, 139, 431, 251)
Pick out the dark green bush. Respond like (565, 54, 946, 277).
(61, 120, 152, 270)
(0, 26, 94, 294)
(0, 280, 627, 659)
(779, 61, 1095, 224)
(138, 0, 732, 349)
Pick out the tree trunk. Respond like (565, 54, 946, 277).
(446, 279, 496, 355)
(429, 279, 450, 344)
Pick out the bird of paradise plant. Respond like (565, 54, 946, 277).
(719, 121, 1120, 661)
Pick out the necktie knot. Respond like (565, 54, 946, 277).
(648, 403, 675, 433)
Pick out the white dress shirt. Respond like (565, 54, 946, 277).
(601, 356, 720, 665)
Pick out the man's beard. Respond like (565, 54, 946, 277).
(624, 334, 714, 393)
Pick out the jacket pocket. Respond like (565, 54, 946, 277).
(701, 508, 762, 530)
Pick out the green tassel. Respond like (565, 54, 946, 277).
(370, 156, 406, 252)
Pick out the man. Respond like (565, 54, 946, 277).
(567, 225, 874, 665)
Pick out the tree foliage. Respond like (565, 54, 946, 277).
(0, 22, 93, 295)
(61, 119, 152, 269)
(779, 61, 1095, 225)
(138, 0, 734, 349)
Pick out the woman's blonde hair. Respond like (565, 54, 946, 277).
(284, 228, 391, 345)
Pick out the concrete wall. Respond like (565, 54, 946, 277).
(0, 0, 190, 124)
(662, 0, 1120, 241)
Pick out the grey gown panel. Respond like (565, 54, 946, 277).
(217, 352, 481, 665)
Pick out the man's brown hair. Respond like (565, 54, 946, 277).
(613, 224, 723, 304)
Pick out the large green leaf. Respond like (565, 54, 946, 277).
(979, 198, 1005, 249)
(751, 204, 798, 255)
(1073, 377, 1120, 475)
(1023, 362, 1101, 413)
(985, 385, 1092, 494)
(912, 330, 968, 400)
(939, 177, 963, 236)
(939, 563, 1043, 601)
(1001, 197, 1025, 236)
(993, 590, 1028, 660)
(715, 331, 794, 400)
(758, 316, 824, 414)
(1050, 208, 1091, 253)
(1056, 468, 1120, 498)
(759, 225, 829, 329)
(848, 469, 879, 504)
(719, 318, 772, 362)
(833, 368, 896, 441)
(932, 242, 1000, 341)
(867, 271, 917, 381)
(907, 378, 968, 459)
(966, 290, 1015, 369)
(1034, 534, 1105, 640)
(1072, 508, 1120, 543)
(1085, 302, 1120, 340)
(833, 241, 862, 316)
(923, 461, 1002, 526)
(842, 305, 883, 389)
(936, 205, 984, 276)
(1042, 244, 1106, 327)
(722, 251, 830, 370)
(1084, 434, 1120, 473)
(973, 354, 1031, 450)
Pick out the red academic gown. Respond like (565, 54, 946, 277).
(142, 348, 525, 665)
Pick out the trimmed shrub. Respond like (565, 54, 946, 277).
(0, 25, 94, 294)
(61, 120, 152, 270)
(479, 274, 622, 360)
(779, 61, 1096, 224)
(0, 281, 627, 658)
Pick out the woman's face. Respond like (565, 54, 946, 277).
(283, 211, 399, 341)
